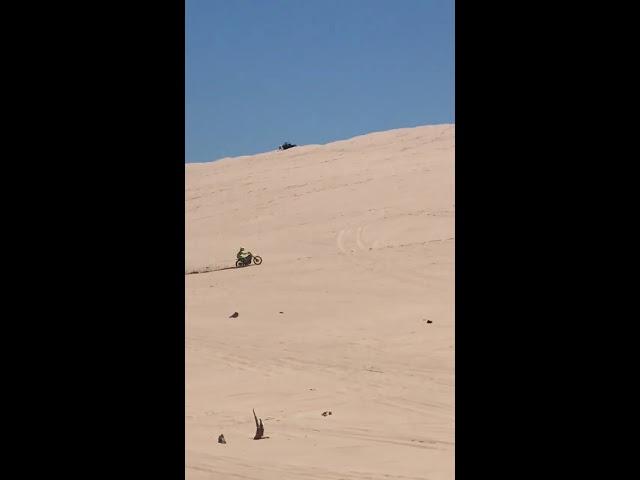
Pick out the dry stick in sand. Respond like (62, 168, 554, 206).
(253, 409, 268, 440)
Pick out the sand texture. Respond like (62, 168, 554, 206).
(186, 124, 454, 479)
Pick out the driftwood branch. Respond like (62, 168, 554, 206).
(253, 409, 266, 440)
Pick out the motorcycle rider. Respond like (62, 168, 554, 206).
(237, 247, 252, 263)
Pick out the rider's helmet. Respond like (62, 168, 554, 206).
(239, 248, 244, 252)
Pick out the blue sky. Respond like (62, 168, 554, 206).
(186, 0, 454, 163)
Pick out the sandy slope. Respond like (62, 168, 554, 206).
(186, 124, 454, 479)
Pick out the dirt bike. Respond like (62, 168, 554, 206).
(235, 253, 263, 268)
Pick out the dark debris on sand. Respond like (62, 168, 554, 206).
(253, 409, 267, 440)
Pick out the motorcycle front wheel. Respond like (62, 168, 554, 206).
(253, 256, 263, 265)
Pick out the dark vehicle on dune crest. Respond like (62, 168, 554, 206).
(278, 142, 296, 150)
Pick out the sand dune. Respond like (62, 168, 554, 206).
(186, 124, 454, 479)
